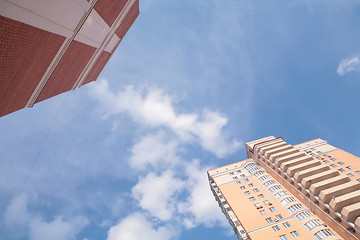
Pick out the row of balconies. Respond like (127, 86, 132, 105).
(252, 170, 339, 239)
(254, 139, 360, 239)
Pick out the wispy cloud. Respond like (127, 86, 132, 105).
(177, 160, 226, 229)
(30, 216, 89, 240)
(108, 160, 226, 239)
(107, 212, 178, 240)
(89, 80, 237, 239)
(105, 124, 230, 238)
(129, 131, 180, 171)
(337, 56, 360, 75)
(90, 79, 241, 157)
(132, 171, 185, 221)
(4, 194, 89, 240)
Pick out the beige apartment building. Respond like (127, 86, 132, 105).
(208, 137, 360, 240)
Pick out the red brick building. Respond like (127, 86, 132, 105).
(0, 0, 139, 117)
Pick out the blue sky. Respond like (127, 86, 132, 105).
(1, 0, 360, 239)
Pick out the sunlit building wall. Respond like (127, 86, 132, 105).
(208, 136, 360, 240)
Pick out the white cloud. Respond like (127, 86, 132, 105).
(90, 79, 241, 157)
(132, 171, 185, 221)
(337, 56, 360, 75)
(4, 193, 31, 228)
(90, 75, 242, 238)
(177, 160, 226, 229)
(192, 109, 241, 157)
(107, 212, 178, 240)
(129, 131, 180, 171)
(30, 216, 89, 240)
(4, 194, 89, 240)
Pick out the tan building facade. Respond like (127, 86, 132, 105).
(208, 136, 360, 240)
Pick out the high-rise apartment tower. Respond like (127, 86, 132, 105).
(208, 136, 360, 240)
(0, 0, 139, 117)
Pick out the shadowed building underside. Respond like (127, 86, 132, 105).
(0, 0, 139, 117)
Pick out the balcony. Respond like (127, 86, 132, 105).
(259, 141, 287, 155)
(301, 170, 340, 189)
(329, 190, 360, 216)
(341, 202, 360, 228)
(269, 148, 299, 162)
(287, 160, 321, 178)
(294, 165, 330, 183)
(309, 175, 351, 200)
(280, 156, 313, 172)
(275, 151, 307, 166)
(264, 145, 292, 159)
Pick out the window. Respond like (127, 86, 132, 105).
(244, 178, 249, 182)
(264, 180, 276, 187)
(216, 190, 220, 193)
(253, 188, 259, 192)
(233, 176, 238, 180)
(305, 219, 322, 230)
(269, 207, 276, 212)
(230, 172, 234, 175)
(324, 154, 329, 157)
(258, 194, 264, 198)
(310, 153, 315, 156)
(288, 204, 303, 213)
(316, 156, 322, 160)
(323, 160, 328, 163)
(280, 234, 289, 240)
(260, 210, 266, 215)
(240, 230, 245, 234)
(281, 197, 296, 206)
(240, 186, 246, 190)
(348, 173, 354, 177)
(296, 211, 312, 221)
(330, 164, 336, 167)
(244, 191, 250, 195)
(290, 231, 299, 237)
(263, 200, 270, 205)
(355, 171, 360, 174)
(254, 171, 265, 177)
(240, 174, 246, 178)
(314, 229, 334, 240)
(219, 195, 224, 199)
(283, 222, 290, 228)
(346, 166, 353, 170)
(222, 201, 227, 205)
(237, 170, 242, 173)
(276, 214, 283, 219)
(236, 181, 242, 184)
(259, 175, 270, 182)
(248, 183, 254, 187)
(338, 162, 344, 165)
(358, 178, 360, 182)
(249, 197, 256, 201)
(226, 207, 231, 212)
(269, 185, 281, 192)
(331, 158, 336, 161)
(266, 217, 273, 223)
(272, 225, 280, 231)
(254, 203, 262, 208)
(339, 168, 345, 172)
(275, 191, 289, 199)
